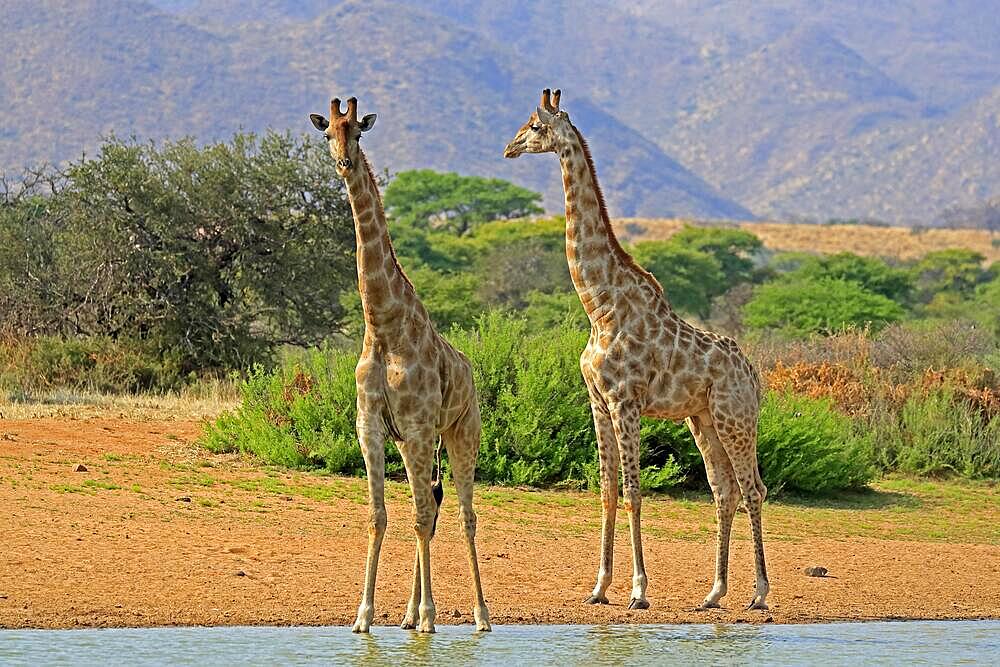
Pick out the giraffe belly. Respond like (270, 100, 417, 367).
(642, 376, 711, 421)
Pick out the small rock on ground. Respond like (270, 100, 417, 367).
(804, 566, 829, 577)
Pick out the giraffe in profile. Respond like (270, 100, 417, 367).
(504, 89, 769, 612)
(310, 97, 491, 633)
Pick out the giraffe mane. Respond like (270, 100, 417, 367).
(570, 126, 663, 296)
(361, 154, 415, 291)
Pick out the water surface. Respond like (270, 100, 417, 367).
(2, 621, 997, 666)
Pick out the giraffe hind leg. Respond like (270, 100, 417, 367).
(687, 414, 740, 610)
(397, 435, 440, 633)
(404, 441, 444, 629)
(710, 401, 769, 611)
(444, 405, 491, 631)
(401, 545, 420, 629)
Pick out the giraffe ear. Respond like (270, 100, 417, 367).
(359, 114, 377, 132)
(309, 114, 329, 132)
(535, 106, 555, 124)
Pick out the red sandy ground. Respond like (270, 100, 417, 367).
(1, 418, 998, 629)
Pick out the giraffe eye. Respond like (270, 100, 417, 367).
(530, 124, 542, 132)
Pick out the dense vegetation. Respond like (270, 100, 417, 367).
(4, 135, 999, 495)
(2, 132, 357, 386)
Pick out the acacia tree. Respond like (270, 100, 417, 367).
(1, 132, 358, 371)
(384, 169, 543, 235)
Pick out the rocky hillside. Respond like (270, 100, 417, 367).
(2, 0, 997, 224)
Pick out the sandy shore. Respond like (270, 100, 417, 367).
(1, 417, 998, 629)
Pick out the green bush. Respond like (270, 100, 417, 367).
(631, 242, 724, 317)
(744, 277, 905, 337)
(203, 313, 878, 495)
(787, 252, 913, 304)
(869, 390, 1000, 479)
(0, 336, 185, 394)
(202, 345, 389, 475)
(757, 392, 873, 495)
(448, 313, 595, 487)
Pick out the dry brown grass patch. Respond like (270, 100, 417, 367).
(614, 218, 1000, 264)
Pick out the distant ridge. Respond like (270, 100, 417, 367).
(2, 0, 998, 224)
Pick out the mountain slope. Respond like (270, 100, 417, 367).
(758, 85, 1000, 223)
(8, 0, 1000, 223)
(0, 0, 248, 170)
(656, 26, 925, 201)
(0, 0, 750, 219)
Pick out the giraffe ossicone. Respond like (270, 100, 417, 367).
(310, 96, 491, 634)
(504, 88, 770, 612)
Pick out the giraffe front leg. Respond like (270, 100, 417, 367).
(353, 419, 387, 633)
(585, 397, 619, 605)
(398, 437, 438, 633)
(400, 545, 420, 629)
(610, 402, 649, 611)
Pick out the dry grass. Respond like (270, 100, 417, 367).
(0, 385, 237, 421)
(615, 218, 1000, 264)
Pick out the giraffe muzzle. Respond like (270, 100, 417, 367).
(337, 158, 353, 169)
(503, 141, 523, 159)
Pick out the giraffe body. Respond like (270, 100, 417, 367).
(310, 98, 490, 633)
(505, 90, 769, 611)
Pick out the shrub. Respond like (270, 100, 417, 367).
(448, 313, 595, 487)
(0, 336, 185, 394)
(1, 133, 358, 373)
(872, 320, 996, 377)
(744, 278, 905, 337)
(757, 392, 873, 495)
(204, 313, 878, 495)
(631, 242, 723, 317)
(869, 389, 1000, 479)
(202, 345, 385, 475)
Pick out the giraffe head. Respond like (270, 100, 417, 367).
(503, 88, 574, 159)
(309, 97, 377, 177)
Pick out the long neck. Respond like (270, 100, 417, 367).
(558, 127, 663, 325)
(343, 152, 423, 334)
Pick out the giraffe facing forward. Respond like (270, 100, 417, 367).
(310, 97, 491, 633)
(504, 89, 769, 612)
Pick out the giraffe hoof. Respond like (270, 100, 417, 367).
(747, 599, 769, 611)
(400, 618, 417, 630)
(627, 598, 650, 610)
(584, 595, 609, 605)
(696, 601, 722, 611)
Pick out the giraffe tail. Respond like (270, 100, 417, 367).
(430, 438, 444, 537)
